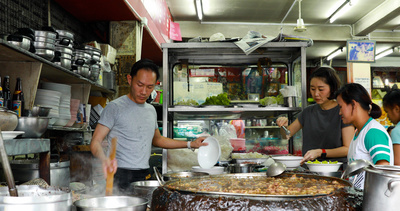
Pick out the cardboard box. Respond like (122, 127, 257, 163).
(100, 44, 117, 64)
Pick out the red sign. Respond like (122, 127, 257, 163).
(169, 21, 182, 41)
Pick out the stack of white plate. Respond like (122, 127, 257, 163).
(34, 89, 62, 126)
(42, 82, 72, 126)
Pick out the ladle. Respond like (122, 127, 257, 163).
(153, 166, 165, 186)
(0, 129, 18, 196)
(341, 159, 373, 179)
(266, 162, 286, 177)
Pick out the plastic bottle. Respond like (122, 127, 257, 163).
(3, 76, 11, 110)
(0, 76, 3, 107)
(12, 77, 24, 117)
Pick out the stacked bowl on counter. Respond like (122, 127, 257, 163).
(54, 29, 75, 70)
(34, 89, 62, 126)
(72, 45, 102, 82)
(41, 82, 72, 127)
(34, 30, 57, 61)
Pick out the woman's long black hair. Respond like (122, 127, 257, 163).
(335, 83, 382, 119)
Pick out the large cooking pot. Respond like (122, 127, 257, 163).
(0, 108, 18, 131)
(74, 196, 148, 211)
(0, 160, 70, 187)
(131, 180, 160, 207)
(363, 165, 400, 211)
(0, 185, 71, 210)
(162, 171, 209, 181)
(152, 172, 354, 210)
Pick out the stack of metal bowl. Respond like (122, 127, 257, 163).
(54, 29, 74, 70)
(6, 34, 33, 51)
(34, 30, 57, 60)
(84, 45, 102, 82)
(72, 45, 102, 82)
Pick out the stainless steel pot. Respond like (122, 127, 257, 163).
(74, 196, 148, 211)
(56, 30, 74, 40)
(363, 165, 400, 211)
(0, 185, 71, 210)
(73, 65, 90, 78)
(54, 57, 72, 69)
(0, 108, 18, 131)
(35, 36, 56, 43)
(33, 41, 55, 49)
(227, 163, 257, 173)
(131, 180, 159, 207)
(55, 45, 73, 55)
(7, 35, 31, 51)
(0, 160, 70, 187)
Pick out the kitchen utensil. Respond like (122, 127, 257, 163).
(198, 136, 221, 169)
(227, 163, 258, 173)
(74, 196, 148, 211)
(281, 125, 291, 136)
(362, 165, 400, 211)
(266, 162, 286, 177)
(0, 129, 18, 196)
(29, 105, 52, 117)
(105, 137, 117, 196)
(192, 166, 225, 175)
(0, 107, 18, 131)
(153, 166, 165, 186)
(15, 117, 50, 138)
(131, 180, 160, 207)
(271, 155, 303, 169)
(306, 162, 343, 172)
(341, 159, 373, 179)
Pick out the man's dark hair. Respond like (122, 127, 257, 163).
(130, 59, 160, 80)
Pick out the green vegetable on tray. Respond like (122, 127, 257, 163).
(202, 93, 230, 106)
(175, 99, 199, 106)
(306, 160, 338, 164)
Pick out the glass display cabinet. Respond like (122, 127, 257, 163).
(161, 42, 309, 173)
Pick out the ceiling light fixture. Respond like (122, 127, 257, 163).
(329, 0, 359, 23)
(376, 48, 394, 60)
(195, 0, 203, 20)
(327, 48, 343, 61)
(294, 0, 306, 32)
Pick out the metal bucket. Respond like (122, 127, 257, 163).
(74, 196, 147, 211)
(0, 185, 71, 210)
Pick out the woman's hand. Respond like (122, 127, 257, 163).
(276, 117, 288, 127)
(301, 149, 323, 164)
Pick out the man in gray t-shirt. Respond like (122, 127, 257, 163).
(90, 59, 206, 192)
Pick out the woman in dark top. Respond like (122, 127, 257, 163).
(276, 66, 355, 165)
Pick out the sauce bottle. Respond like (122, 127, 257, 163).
(0, 76, 3, 107)
(12, 77, 24, 117)
(3, 76, 11, 110)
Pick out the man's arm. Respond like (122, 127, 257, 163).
(90, 124, 117, 177)
(152, 128, 207, 149)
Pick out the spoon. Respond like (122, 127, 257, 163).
(341, 159, 373, 179)
(266, 162, 286, 177)
(281, 126, 291, 136)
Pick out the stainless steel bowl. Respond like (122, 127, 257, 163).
(34, 41, 55, 49)
(55, 57, 72, 69)
(55, 45, 73, 55)
(29, 105, 52, 117)
(15, 117, 50, 138)
(0, 107, 18, 131)
(74, 196, 148, 211)
(7, 35, 31, 51)
(131, 180, 159, 207)
(35, 48, 55, 60)
(73, 65, 90, 78)
(56, 30, 74, 40)
(34, 30, 57, 39)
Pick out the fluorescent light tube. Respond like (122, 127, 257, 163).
(329, 0, 359, 23)
(196, 0, 203, 20)
(376, 48, 394, 60)
(327, 48, 342, 61)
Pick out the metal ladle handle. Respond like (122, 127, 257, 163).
(153, 166, 165, 186)
(0, 129, 18, 196)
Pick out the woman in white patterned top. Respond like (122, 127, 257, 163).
(336, 83, 393, 189)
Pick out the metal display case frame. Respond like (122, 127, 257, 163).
(161, 42, 308, 173)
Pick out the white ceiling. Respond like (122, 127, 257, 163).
(165, 0, 400, 64)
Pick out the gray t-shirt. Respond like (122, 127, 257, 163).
(98, 95, 157, 169)
(298, 104, 350, 163)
